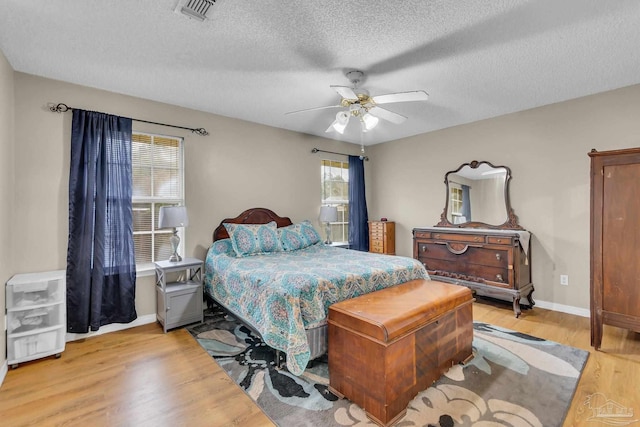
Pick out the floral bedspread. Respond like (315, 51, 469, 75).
(204, 243, 428, 375)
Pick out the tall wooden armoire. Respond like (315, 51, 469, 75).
(589, 147, 640, 349)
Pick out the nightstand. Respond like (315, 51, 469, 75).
(155, 258, 204, 333)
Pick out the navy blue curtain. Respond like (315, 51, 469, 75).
(461, 184, 472, 222)
(348, 155, 369, 251)
(66, 110, 137, 333)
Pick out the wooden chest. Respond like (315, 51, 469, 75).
(328, 279, 473, 426)
(369, 221, 395, 254)
(413, 227, 533, 317)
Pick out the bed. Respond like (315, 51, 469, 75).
(203, 208, 429, 375)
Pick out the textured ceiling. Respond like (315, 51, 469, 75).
(1, 0, 640, 146)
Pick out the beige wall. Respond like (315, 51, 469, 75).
(368, 83, 640, 311)
(5, 60, 640, 347)
(0, 49, 15, 373)
(10, 72, 362, 326)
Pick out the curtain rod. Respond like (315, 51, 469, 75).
(49, 103, 209, 136)
(311, 147, 369, 161)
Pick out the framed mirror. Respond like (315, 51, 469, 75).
(436, 160, 523, 229)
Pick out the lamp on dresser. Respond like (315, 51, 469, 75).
(319, 205, 338, 245)
(158, 206, 189, 262)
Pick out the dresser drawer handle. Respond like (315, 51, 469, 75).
(495, 253, 501, 261)
(496, 238, 502, 243)
(434, 234, 441, 239)
(496, 274, 503, 282)
(422, 246, 427, 252)
(474, 237, 481, 242)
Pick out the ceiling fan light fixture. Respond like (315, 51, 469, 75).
(326, 111, 350, 134)
(289, 69, 428, 137)
(361, 113, 379, 131)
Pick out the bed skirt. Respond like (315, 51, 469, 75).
(306, 324, 328, 360)
(206, 294, 328, 363)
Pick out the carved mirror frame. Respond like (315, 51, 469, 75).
(436, 160, 523, 230)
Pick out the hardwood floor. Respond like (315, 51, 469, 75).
(1, 300, 638, 427)
(0, 323, 275, 427)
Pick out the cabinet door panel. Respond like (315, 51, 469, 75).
(167, 290, 201, 325)
(602, 163, 640, 317)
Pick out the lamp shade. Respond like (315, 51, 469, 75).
(319, 206, 338, 223)
(325, 111, 350, 134)
(361, 113, 379, 131)
(158, 206, 189, 228)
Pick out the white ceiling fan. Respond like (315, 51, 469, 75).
(285, 70, 429, 134)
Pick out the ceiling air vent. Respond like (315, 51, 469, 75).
(176, 0, 216, 21)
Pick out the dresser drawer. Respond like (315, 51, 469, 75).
(414, 231, 431, 239)
(487, 236, 514, 245)
(370, 222, 384, 229)
(417, 243, 508, 269)
(422, 258, 511, 288)
(415, 231, 514, 246)
(370, 231, 384, 239)
(370, 245, 384, 254)
(371, 242, 385, 250)
(429, 232, 486, 244)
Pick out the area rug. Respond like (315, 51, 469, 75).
(186, 305, 589, 427)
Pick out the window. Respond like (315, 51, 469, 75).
(132, 133, 184, 264)
(449, 184, 463, 220)
(321, 160, 349, 243)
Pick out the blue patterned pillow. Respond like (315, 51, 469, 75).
(279, 220, 322, 251)
(209, 238, 235, 256)
(223, 221, 283, 257)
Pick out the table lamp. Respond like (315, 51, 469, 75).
(319, 206, 338, 245)
(158, 206, 189, 262)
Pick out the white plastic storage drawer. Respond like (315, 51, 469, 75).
(7, 304, 64, 334)
(6, 270, 66, 367)
(6, 271, 64, 309)
(7, 327, 65, 361)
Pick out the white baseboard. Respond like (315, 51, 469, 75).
(0, 360, 7, 389)
(65, 314, 157, 342)
(532, 299, 590, 318)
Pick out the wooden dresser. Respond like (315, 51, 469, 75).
(369, 221, 395, 255)
(589, 148, 640, 349)
(413, 227, 533, 317)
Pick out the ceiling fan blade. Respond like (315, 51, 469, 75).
(285, 105, 341, 115)
(330, 85, 358, 100)
(368, 106, 407, 124)
(372, 90, 429, 105)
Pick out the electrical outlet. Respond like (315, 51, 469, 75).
(560, 275, 569, 286)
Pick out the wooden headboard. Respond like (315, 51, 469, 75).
(212, 207, 293, 241)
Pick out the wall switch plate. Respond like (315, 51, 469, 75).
(560, 275, 569, 286)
